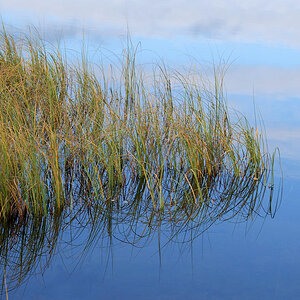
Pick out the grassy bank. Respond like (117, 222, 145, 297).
(0, 27, 280, 225)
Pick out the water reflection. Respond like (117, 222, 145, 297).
(0, 172, 281, 296)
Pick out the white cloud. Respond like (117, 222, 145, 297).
(267, 128, 300, 161)
(3, 0, 300, 47)
(268, 128, 300, 142)
(225, 66, 300, 98)
(173, 64, 300, 99)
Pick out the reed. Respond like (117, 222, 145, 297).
(0, 26, 281, 225)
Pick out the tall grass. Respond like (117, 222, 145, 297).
(0, 27, 281, 226)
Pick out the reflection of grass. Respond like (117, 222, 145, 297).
(0, 209, 62, 295)
(0, 27, 280, 225)
(0, 173, 280, 296)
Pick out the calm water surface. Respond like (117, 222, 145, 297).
(1, 5, 300, 300)
(2, 159, 297, 299)
(0, 29, 297, 300)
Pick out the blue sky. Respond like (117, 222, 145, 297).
(1, 0, 300, 164)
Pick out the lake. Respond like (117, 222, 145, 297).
(0, 18, 300, 300)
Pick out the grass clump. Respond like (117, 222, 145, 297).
(0, 27, 281, 226)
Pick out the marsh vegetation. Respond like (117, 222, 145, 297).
(0, 27, 282, 296)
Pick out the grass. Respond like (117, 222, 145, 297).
(0, 25, 282, 292)
(0, 26, 281, 228)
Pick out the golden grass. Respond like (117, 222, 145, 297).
(0, 27, 281, 226)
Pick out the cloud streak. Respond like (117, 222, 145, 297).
(225, 66, 300, 98)
(3, 0, 300, 47)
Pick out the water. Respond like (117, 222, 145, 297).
(0, 113, 297, 298)
(0, 164, 295, 299)
(23, 188, 300, 300)
(1, 16, 300, 300)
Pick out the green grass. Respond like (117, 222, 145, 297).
(0, 26, 281, 227)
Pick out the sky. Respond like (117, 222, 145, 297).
(1, 0, 300, 165)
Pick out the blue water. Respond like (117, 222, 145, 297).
(1, 20, 299, 299)
(5, 161, 297, 299)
